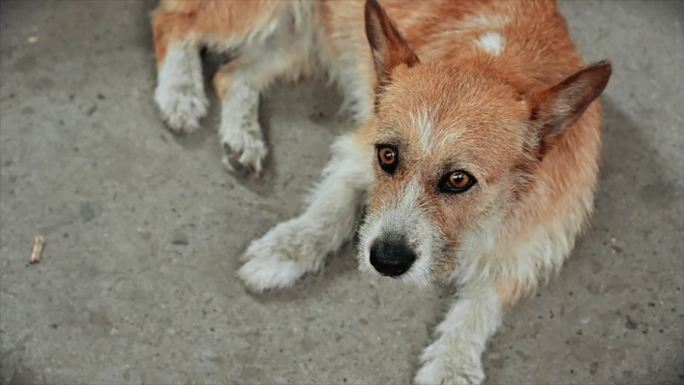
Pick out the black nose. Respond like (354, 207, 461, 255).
(369, 237, 416, 277)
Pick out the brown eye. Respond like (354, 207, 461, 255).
(377, 145, 398, 173)
(439, 170, 476, 193)
(449, 172, 470, 189)
(379, 147, 396, 165)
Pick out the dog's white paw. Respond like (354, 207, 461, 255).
(220, 122, 267, 176)
(155, 81, 208, 134)
(414, 347, 485, 385)
(237, 253, 305, 293)
(237, 219, 317, 292)
(415, 359, 484, 385)
(154, 44, 208, 134)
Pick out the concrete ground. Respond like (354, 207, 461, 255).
(1, 1, 682, 384)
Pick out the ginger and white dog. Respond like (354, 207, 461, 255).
(152, 0, 611, 383)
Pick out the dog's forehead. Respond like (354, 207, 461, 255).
(376, 103, 525, 175)
(380, 67, 524, 135)
(375, 67, 529, 174)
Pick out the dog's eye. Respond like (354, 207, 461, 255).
(439, 170, 476, 193)
(377, 145, 398, 173)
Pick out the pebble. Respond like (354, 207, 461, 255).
(79, 202, 95, 223)
(171, 229, 189, 245)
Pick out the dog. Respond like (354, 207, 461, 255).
(152, 0, 611, 383)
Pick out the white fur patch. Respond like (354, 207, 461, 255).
(411, 108, 434, 152)
(154, 43, 208, 133)
(475, 32, 505, 56)
(238, 217, 318, 292)
(238, 251, 306, 292)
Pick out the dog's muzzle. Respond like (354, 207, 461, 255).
(369, 236, 416, 277)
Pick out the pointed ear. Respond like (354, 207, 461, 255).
(529, 61, 612, 141)
(364, 0, 419, 88)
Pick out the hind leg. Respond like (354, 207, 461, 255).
(213, 43, 302, 175)
(213, 61, 267, 175)
(152, 12, 208, 134)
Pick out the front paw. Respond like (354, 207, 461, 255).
(154, 80, 208, 135)
(220, 123, 267, 176)
(415, 349, 485, 385)
(237, 220, 315, 292)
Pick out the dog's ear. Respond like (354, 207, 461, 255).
(365, 0, 419, 89)
(529, 60, 612, 143)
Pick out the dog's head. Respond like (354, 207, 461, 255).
(357, 0, 611, 284)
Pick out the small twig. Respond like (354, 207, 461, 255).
(29, 235, 44, 264)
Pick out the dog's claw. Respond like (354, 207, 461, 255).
(220, 130, 266, 177)
(221, 142, 265, 177)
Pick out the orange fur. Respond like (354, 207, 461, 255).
(152, 0, 287, 64)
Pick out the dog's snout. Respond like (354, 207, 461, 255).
(369, 237, 416, 277)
